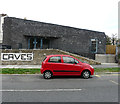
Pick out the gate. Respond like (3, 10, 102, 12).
(106, 45, 116, 54)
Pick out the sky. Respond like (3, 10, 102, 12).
(0, 0, 119, 37)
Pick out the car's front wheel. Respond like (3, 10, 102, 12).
(82, 70, 90, 79)
(43, 71, 52, 79)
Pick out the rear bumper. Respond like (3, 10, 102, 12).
(41, 68, 44, 74)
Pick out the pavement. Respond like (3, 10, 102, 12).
(0, 63, 119, 68)
(93, 63, 119, 68)
(1, 74, 119, 102)
(0, 65, 41, 69)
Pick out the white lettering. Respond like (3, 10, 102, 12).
(1, 53, 33, 61)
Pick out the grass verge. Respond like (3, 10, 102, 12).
(94, 67, 119, 72)
(0, 68, 40, 74)
(0, 67, 119, 74)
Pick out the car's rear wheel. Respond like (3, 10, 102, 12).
(43, 71, 52, 79)
(82, 70, 90, 79)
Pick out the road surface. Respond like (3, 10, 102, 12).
(1, 74, 119, 103)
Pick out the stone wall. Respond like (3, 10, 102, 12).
(1, 49, 101, 65)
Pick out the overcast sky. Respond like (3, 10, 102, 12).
(0, 0, 119, 37)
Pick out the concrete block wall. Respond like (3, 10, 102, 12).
(95, 54, 115, 63)
(118, 47, 120, 64)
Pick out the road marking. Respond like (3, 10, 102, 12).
(95, 75, 101, 77)
(95, 74, 119, 77)
(109, 80, 119, 85)
(100, 74, 120, 76)
(111, 74, 120, 76)
(0, 89, 82, 92)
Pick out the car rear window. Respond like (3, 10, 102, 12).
(48, 56, 61, 63)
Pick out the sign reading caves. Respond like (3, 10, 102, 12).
(1, 53, 33, 61)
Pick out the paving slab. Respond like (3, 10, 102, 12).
(0, 63, 119, 68)
(0, 65, 41, 69)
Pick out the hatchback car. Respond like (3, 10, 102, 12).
(41, 55, 94, 79)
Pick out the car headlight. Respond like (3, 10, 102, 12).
(90, 65, 94, 68)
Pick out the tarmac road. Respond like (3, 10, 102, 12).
(1, 74, 119, 103)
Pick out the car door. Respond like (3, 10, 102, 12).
(47, 56, 64, 75)
(61, 56, 82, 75)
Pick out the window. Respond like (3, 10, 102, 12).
(28, 37, 50, 49)
(75, 59, 79, 64)
(18, 43, 22, 49)
(63, 57, 78, 64)
(1, 45, 11, 49)
(48, 56, 61, 63)
(91, 39, 98, 53)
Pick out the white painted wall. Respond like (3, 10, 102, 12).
(0, 15, 4, 43)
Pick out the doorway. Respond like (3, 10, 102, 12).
(28, 37, 50, 49)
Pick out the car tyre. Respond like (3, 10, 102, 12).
(82, 70, 90, 79)
(43, 71, 52, 79)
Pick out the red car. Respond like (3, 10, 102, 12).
(41, 55, 94, 79)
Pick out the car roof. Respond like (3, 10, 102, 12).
(46, 54, 72, 57)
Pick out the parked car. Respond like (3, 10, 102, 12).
(41, 55, 94, 79)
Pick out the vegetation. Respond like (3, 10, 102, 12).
(106, 35, 112, 45)
(106, 34, 118, 45)
(118, 54, 120, 59)
(0, 68, 40, 74)
(0, 68, 119, 74)
(94, 68, 119, 72)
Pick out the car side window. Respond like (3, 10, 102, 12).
(48, 56, 61, 63)
(63, 57, 76, 64)
(75, 59, 79, 64)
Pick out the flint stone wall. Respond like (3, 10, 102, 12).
(1, 49, 101, 65)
